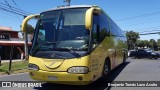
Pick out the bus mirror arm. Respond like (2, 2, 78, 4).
(21, 14, 40, 32)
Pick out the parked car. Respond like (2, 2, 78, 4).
(128, 50, 136, 57)
(134, 49, 160, 59)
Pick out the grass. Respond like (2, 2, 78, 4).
(0, 60, 29, 75)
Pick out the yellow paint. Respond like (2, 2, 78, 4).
(29, 55, 92, 85)
(85, 7, 101, 30)
(28, 35, 126, 85)
(29, 56, 90, 72)
(23, 6, 127, 85)
(43, 59, 64, 69)
(21, 14, 40, 32)
(30, 70, 91, 85)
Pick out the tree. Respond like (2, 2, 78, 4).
(150, 39, 158, 50)
(157, 39, 160, 50)
(143, 40, 149, 48)
(157, 39, 160, 46)
(136, 40, 145, 48)
(26, 24, 34, 34)
(21, 24, 35, 40)
(126, 31, 139, 50)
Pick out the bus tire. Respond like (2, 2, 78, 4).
(102, 59, 111, 78)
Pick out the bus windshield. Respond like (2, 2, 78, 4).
(30, 8, 90, 58)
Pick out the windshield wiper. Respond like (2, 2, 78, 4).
(31, 41, 60, 55)
(56, 48, 81, 58)
(40, 41, 60, 46)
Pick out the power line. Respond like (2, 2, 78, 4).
(0, 5, 26, 16)
(0, 2, 32, 16)
(125, 28, 160, 33)
(4, 0, 22, 21)
(5, 0, 11, 9)
(117, 11, 160, 22)
(117, 13, 160, 28)
(139, 32, 160, 35)
(12, 0, 17, 6)
(120, 19, 160, 27)
(118, 19, 160, 28)
(138, 30, 160, 33)
(11, 0, 24, 14)
(118, 16, 160, 25)
(0, 10, 23, 20)
(126, 28, 160, 33)
(132, 26, 160, 31)
(131, 27, 160, 33)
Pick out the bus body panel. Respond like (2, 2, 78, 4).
(29, 55, 92, 85)
(30, 70, 91, 85)
(29, 55, 91, 72)
(22, 5, 128, 85)
(90, 37, 111, 80)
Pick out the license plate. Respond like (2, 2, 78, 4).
(48, 76, 58, 80)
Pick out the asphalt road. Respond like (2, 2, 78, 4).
(0, 58, 160, 90)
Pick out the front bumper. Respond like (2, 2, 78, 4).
(29, 70, 92, 85)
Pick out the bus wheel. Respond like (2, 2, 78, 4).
(103, 60, 111, 77)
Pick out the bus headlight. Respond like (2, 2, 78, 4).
(67, 67, 89, 74)
(28, 63, 39, 71)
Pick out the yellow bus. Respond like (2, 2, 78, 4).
(21, 5, 127, 85)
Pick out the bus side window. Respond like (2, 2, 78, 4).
(92, 14, 100, 49)
(38, 29, 46, 41)
(92, 24, 99, 49)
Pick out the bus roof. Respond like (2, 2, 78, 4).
(42, 5, 98, 13)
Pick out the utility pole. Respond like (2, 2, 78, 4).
(8, 44, 14, 74)
(64, 0, 71, 6)
(24, 29, 28, 60)
(23, 16, 28, 60)
(0, 46, 1, 66)
(0, 56, 1, 66)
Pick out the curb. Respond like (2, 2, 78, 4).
(0, 59, 25, 63)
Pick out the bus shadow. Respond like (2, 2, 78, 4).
(91, 61, 130, 90)
(34, 61, 130, 90)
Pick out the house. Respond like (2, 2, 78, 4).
(0, 26, 31, 60)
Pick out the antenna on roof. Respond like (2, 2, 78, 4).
(64, 0, 71, 6)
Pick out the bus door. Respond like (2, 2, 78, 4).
(90, 14, 103, 81)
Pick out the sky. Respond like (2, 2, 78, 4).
(0, 0, 160, 41)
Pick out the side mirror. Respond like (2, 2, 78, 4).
(85, 7, 101, 30)
(21, 14, 40, 32)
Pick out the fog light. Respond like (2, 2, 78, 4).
(78, 76, 83, 81)
(28, 63, 39, 71)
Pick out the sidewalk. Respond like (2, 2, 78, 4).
(0, 59, 26, 63)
